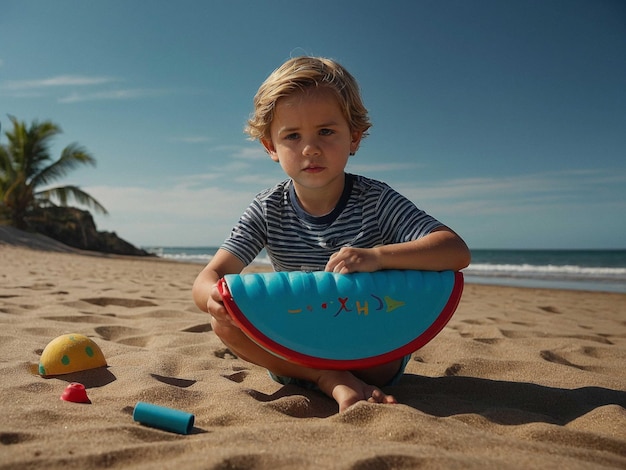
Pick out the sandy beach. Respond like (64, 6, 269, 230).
(1, 230, 625, 469)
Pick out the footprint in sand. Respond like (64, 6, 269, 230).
(263, 395, 316, 418)
(23, 283, 56, 291)
(0, 432, 34, 445)
(352, 455, 428, 470)
(182, 323, 212, 333)
(500, 329, 536, 339)
(578, 345, 617, 359)
(539, 350, 586, 370)
(42, 315, 112, 324)
(444, 363, 463, 376)
(18, 382, 55, 393)
(245, 389, 332, 418)
(94, 325, 143, 342)
(515, 422, 626, 456)
(222, 371, 248, 383)
(214, 348, 238, 359)
(150, 373, 196, 388)
(80, 297, 158, 308)
(538, 305, 561, 314)
(93, 325, 151, 348)
(569, 334, 613, 345)
(214, 454, 297, 469)
(473, 338, 503, 345)
(460, 319, 484, 325)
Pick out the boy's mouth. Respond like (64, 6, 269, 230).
(303, 165, 324, 173)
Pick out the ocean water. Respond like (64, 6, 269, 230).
(462, 249, 626, 293)
(145, 247, 626, 294)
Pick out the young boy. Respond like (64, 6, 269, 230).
(193, 56, 470, 412)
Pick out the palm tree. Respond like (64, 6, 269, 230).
(0, 116, 108, 229)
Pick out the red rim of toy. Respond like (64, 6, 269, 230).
(218, 272, 464, 370)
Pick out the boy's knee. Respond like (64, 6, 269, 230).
(210, 316, 239, 343)
(210, 316, 228, 338)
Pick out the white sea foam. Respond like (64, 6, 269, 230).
(157, 250, 273, 266)
(160, 252, 213, 263)
(464, 263, 626, 281)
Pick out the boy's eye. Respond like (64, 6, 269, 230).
(285, 133, 300, 140)
(319, 128, 334, 136)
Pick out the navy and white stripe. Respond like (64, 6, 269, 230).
(221, 173, 443, 271)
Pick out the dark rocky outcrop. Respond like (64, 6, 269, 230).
(24, 206, 153, 257)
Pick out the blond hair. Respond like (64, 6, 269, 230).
(245, 56, 372, 141)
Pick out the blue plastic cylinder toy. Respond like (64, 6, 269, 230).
(133, 402, 195, 434)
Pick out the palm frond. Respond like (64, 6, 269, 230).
(32, 143, 96, 187)
(6, 116, 61, 175)
(36, 185, 109, 215)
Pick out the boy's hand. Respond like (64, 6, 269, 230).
(207, 283, 237, 327)
(325, 247, 381, 274)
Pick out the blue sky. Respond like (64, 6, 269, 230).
(1, 0, 625, 249)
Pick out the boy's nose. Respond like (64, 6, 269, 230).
(302, 139, 321, 156)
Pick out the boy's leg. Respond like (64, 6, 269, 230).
(211, 317, 398, 412)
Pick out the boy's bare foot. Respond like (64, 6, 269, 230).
(317, 370, 397, 413)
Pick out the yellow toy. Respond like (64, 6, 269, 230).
(38, 334, 107, 376)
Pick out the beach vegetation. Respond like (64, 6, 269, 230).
(0, 116, 108, 229)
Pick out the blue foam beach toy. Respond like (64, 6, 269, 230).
(218, 270, 463, 370)
(133, 402, 195, 435)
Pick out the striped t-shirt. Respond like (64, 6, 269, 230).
(221, 173, 443, 272)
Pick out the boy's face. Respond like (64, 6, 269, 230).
(262, 87, 362, 199)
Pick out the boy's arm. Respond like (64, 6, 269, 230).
(325, 227, 471, 274)
(192, 249, 246, 318)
